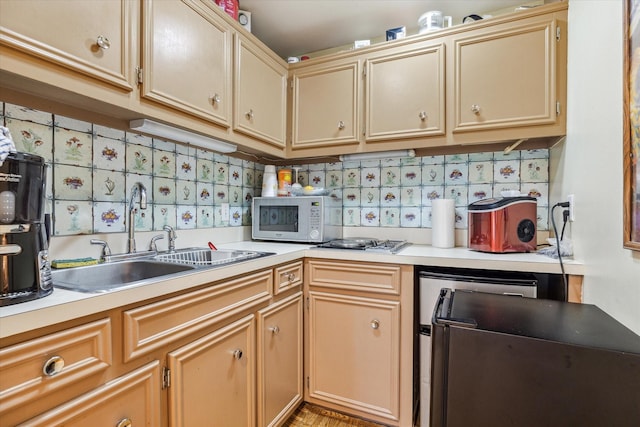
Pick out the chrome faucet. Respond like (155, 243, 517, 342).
(163, 225, 177, 252)
(127, 182, 147, 253)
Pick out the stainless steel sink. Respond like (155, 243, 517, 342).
(154, 248, 274, 266)
(52, 260, 196, 293)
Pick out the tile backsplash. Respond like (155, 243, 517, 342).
(1, 101, 550, 237)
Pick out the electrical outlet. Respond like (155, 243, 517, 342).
(221, 203, 230, 221)
(567, 194, 575, 221)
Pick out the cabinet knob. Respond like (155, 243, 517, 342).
(43, 355, 65, 376)
(471, 104, 481, 114)
(96, 35, 111, 50)
(245, 109, 254, 120)
(268, 326, 280, 335)
(370, 319, 380, 330)
(337, 120, 345, 130)
(419, 111, 428, 121)
(116, 418, 132, 427)
(210, 93, 221, 104)
(233, 349, 243, 360)
(283, 272, 295, 282)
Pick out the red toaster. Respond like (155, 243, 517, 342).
(468, 197, 537, 253)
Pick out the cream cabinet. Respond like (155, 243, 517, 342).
(452, 10, 565, 135)
(290, 60, 362, 149)
(365, 42, 446, 141)
(234, 34, 287, 148)
(304, 259, 414, 426)
(0, 0, 135, 92)
(257, 292, 304, 427)
(167, 315, 256, 427)
(141, 0, 231, 127)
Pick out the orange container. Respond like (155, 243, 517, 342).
(278, 169, 292, 190)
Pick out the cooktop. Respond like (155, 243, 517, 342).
(316, 238, 411, 254)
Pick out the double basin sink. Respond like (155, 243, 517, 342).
(52, 248, 274, 293)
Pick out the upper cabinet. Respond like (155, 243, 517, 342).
(234, 34, 287, 148)
(290, 60, 362, 150)
(453, 15, 560, 133)
(0, 0, 135, 92)
(366, 42, 446, 141)
(141, 0, 232, 127)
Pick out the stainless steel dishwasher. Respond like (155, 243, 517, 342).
(417, 267, 540, 427)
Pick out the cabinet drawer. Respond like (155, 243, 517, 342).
(19, 361, 161, 427)
(307, 260, 401, 295)
(123, 269, 272, 362)
(0, 318, 112, 416)
(274, 261, 303, 295)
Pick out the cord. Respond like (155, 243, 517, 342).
(560, 209, 569, 240)
(551, 202, 569, 300)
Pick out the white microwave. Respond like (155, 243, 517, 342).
(251, 196, 342, 243)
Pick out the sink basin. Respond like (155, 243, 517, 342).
(52, 260, 196, 293)
(154, 248, 274, 266)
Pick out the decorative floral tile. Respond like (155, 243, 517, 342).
(93, 136, 125, 171)
(241, 207, 252, 226)
(132, 203, 153, 232)
(469, 152, 494, 162)
(242, 187, 254, 206)
(381, 166, 400, 186)
(197, 182, 214, 206)
(228, 156, 242, 166)
(5, 103, 52, 124)
(421, 164, 444, 185)
(53, 127, 93, 167)
(53, 200, 93, 235)
(522, 149, 549, 159)
(401, 187, 421, 207)
(93, 169, 126, 202)
(214, 162, 228, 184)
(422, 206, 433, 228)
(308, 171, 326, 187)
(381, 208, 400, 227)
(196, 148, 214, 160)
(153, 149, 175, 178)
(444, 163, 468, 185)
(380, 187, 400, 206)
(229, 185, 243, 205)
(468, 161, 492, 184)
(401, 165, 421, 186)
(521, 182, 549, 207)
(330, 207, 342, 226)
(422, 155, 444, 165)
(214, 205, 228, 227)
(243, 168, 255, 187)
(343, 207, 360, 226)
(343, 169, 360, 187)
(326, 170, 342, 188)
(54, 164, 93, 200)
(520, 158, 549, 182)
(6, 119, 53, 161)
(360, 188, 380, 206)
(400, 207, 421, 227)
(213, 184, 229, 203)
(126, 144, 152, 174)
(454, 207, 467, 229)
(360, 159, 380, 168)
(468, 184, 493, 203)
(537, 207, 549, 231)
(198, 206, 214, 228)
(229, 206, 243, 226)
(153, 138, 175, 152)
(361, 167, 380, 187)
(493, 183, 521, 197)
(175, 143, 194, 155)
(400, 156, 420, 166)
(176, 205, 197, 229)
(153, 205, 176, 230)
(197, 157, 214, 182)
(494, 150, 521, 161)
(127, 132, 153, 147)
(294, 171, 308, 187)
(176, 154, 196, 181)
(215, 153, 230, 164)
(360, 208, 380, 226)
(54, 115, 91, 133)
(343, 188, 360, 206)
(94, 125, 125, 141)
(177, 180, 197, 205)
(228, 164, 243, 186)
(445, 153, 468, 164)
(493, 160, 520, 183)
(446, 185, 468, 206)
(153, 177, 176, 204)
(380, 157, 401, 167)
(340, 160, 360, 170)
(421, 185, 444, 206)
(93, 202, 126, 233)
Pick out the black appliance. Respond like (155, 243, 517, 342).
(0, 152, 52, 305)
(431, 289, 640, 427)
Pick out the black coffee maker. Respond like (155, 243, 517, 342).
(0, 152, 53, 305)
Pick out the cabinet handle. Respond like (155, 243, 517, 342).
(471, 104, 481, 114)
(116, 418, 132, 427)
(245, 109, 254, 120)
(269, 326, 280, 335)
(283, 272, 295, 282)
(419, 111, 427, 121)
(43, 355, 65, 376)
(96, 35, 111, 50)
(233, 349, 243, 360)
(337, 120, 345, 130)
(370, 319, 380, 330)
(210, 93, 221, 104)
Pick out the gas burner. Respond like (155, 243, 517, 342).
(317, 238, 410, 254)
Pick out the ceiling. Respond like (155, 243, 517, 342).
(237, 0, 541, 59)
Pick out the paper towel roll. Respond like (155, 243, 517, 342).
(432, 198, 455, 248)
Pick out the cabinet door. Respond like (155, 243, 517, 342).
(19, 361, 161, 427)
(366, 43, 445, 141)
(307, 291, 400, 421)
(257, 293, 303, 427)
(291, 61, 361, 149)
(453, 17, 558, 132)
(0, 0, 134, 91)
(142, 0, 231, 127)
(234, 35, 287, 148)
(167, 315, 255, 427)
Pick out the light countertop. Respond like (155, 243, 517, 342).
(0, 241, 583, 339)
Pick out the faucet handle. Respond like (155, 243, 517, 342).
(90, 239, 112, 263)
(149, 234, 164, 252)
(163, 225, 177, 252)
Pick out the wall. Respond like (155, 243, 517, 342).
(552, 0, 640, 334)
